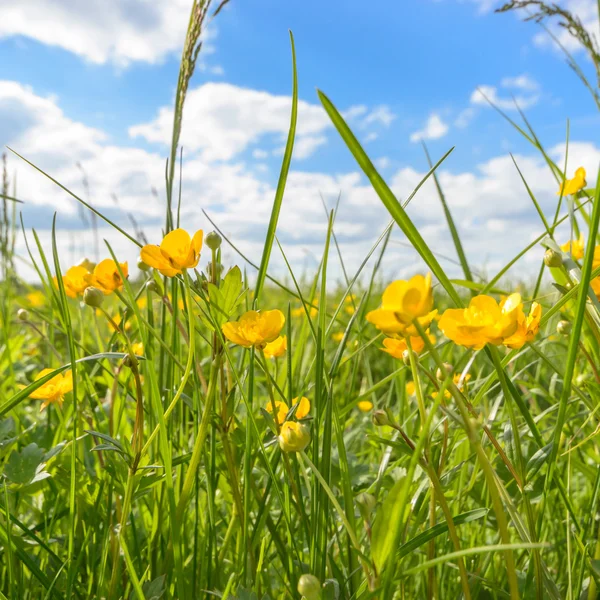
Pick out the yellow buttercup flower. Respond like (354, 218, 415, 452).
(332, 332, 345, 342)
(406, 381, 416, 396)
(131, 342, 144, 356)
(56, 266, 91, 298)
(222, 309, 285, 349)
(591, 246, 600, 298)
(278, 421, 311, 452)
(344, 294, 357, 315)
(560, 233, 585, 260)
(357, 400, 373, 412)
(90, 259, 128, 294)
(380, 330, 435, 358)
(432, 373, 471, 400)
(557, 167, 586, 196)
(292, 299, 318, 318)
(366, 274, 437, 337)
(438, 294, 521, 350)
(263, 335, 287, 358)
(266, 396, 310, 425)
(25, 369, 73, 411)
(503, 301, 542, 349)
(26, 291, 45, 307)
(140, 228, 204, 277)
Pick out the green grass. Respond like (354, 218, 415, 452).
(1, 2, 600, 599)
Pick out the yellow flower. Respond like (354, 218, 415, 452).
(344, 294, 357, 315)
(140, 228, 204, 277)
(278, 421, 311, 452)
(366, 274, 437, 337)
(332, 332, 345, 342)
(380, 331, 434, 358)
(26, 291, 45, 308)
(266, 396, 310, 425)
(591, 246, 600, 298)
(222, 309, 285, 349)
(90, 259, 128, 294)
(26, 369, 73, 411)
(438, 294, 521, 350)
(131, 342, 144, 356)
(558, 167, 586, 196)
(263, 335, 287, 358)
(503, 301, 542, 349)
(292, 299, 318, 318)
(56, 266, 91, 298)
(560, 233, 585, 260)
(432, 373, 471, 400)
(406, 381, 416, 396)
(357, 400, 373, 412)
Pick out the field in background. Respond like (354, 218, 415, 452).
(1, 1, 600, 599)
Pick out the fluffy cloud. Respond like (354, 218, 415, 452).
(471, 74, 540, 110)
(3, 79, 596, 285)
(129, 82, 343, 162)
(0, 0, 217, 66)
(410, 113, 449, 142)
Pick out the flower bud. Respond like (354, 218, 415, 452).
(356, 492, 377, 520)
(278, 421, 310, 453)
(544, 248, 562, 268)
(137, 257, 151, 272)
(436, 363, 453, 381)
(83, 286, 104, 308)
(372, 410, 390, 427)
(205, 231, 222, 251)
(17, 308, 29, 321)
(557, 320, 572, 336)
(145, 280, 161, 295)
(297, 574, 321, 600)
(77, 257, 95, 272)
(402, 350, 411, 366)
(575, 374, 588, 387)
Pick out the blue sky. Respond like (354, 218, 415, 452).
(1, 0, 599, 281)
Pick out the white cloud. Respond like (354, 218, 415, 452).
(4, 79, 598, 284)
(129, 82, 342, 162)
(361, 105, 396, 128)
(471, 83, 540, 111)
(501, 74, 539, 91)
(455, 107, 476, 128)
(410, 113, 449, 142)
(0, 0, 222, 67)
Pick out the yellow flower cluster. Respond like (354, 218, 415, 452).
(264, 397, 311, 453)
(439, 294, 541, 350)
(58, 258, 128, 298)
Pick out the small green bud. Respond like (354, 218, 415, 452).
(145, 280, 161, 295)
(356, 492, 377, 520)
(557, 320, 572, 336)
(297, 574, 321, 600)
(17, 308, 29, 321)
(78, 257, 95, 272)
(83, 286, 104, 308)
(544, 248, 563, 268)
(372, 410, 390, 427)
(205, 231, 222, 251)
(137, 257, 151, 272)
(575, 374, 588, 387)
(436, 363, 453, 381)
(402, 349, 410, 366)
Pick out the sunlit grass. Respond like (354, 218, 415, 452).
(1, 2, 600, 600)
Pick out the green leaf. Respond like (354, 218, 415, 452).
(4, 443, 45, 485)
(370, 477, 404, 572)
(526, 443, 553, 482)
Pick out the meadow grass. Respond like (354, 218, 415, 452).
(1, 2, 600, 599)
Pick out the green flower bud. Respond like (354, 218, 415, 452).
(137, 257, 151, 272)
(544, 248, 563, 268)
(17, 308, 29, 321)
(402, 349, 410, 366)
(83, 286, 104, 308)
(278, 421, 311, 453)
(145, 280, 161, 295)
(436, 363, 453, 381)
(297, 574, 321, 600)
(77, 257, 96, 272)
(356, 492, 377, 520)
(557, 320, 572, 336)
(205, 231, 222, 251)
(372, 410, 390, 427)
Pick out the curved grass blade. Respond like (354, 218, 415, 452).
(317, 90, 462, 307)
